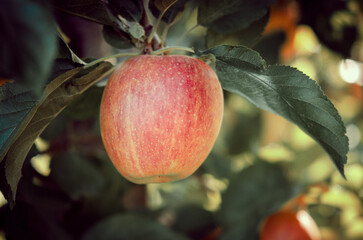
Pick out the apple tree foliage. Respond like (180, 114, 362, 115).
(0, 0, 355, 239)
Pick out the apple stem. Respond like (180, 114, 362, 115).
(83, 51, 143, 69)
(147, 0, 178, 44)
(150, 46, 194, 55)
(175, 24, 201, 46)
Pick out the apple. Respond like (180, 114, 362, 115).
(260, 210, 321, 240)
(100, 55, 224, 184)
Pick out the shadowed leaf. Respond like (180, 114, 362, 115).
(50, 151, 106, 200)
(218, 161, 295, 240)
(103, 26, 134, 49)
(198, 0, 275, 34)
(108, 0, 143, 22)
(53, 0, 114, 25)
(149, 0, 190, 23)
(82, 214, 189, 240)
(0, 0, 57, 96)
(2, 62, 113, 200)
(206, 11, 270, 48)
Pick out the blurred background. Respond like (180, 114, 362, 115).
(1, 0, 363, 239)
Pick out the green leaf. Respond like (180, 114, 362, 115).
(82, 214, 189, 240)
(0, 0, 57, 96)
(50, 151, 106, 200)
(107, 0, 143, 22)
(206, 11, 269, 48)
(197, 45, 349, 177)
(103, 26, 134, 49)
(217, 161, 295, 240)
(0, 85, 39, 162)
(198, 0, 275, 34)
(2, 62, 113, 200)
(52, 0, 114, 25)
(128, 22, 145, 39)
(149, 0, 190, 23)
(54, 0, 146, 41)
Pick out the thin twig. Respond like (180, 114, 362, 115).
(83, 51, 142, 69)
(150, 46, 194, 55)
(147, 0, 178, 44)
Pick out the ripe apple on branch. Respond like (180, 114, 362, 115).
(0, 0, 349, 202)
(94, 0, 348, 184)
(0, 0, 355, 239)
(96, 1, 225, 184)
(100, 55, 223, 184)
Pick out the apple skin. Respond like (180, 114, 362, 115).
(100, 55, 224, 184)
(260, 210, 321, 240)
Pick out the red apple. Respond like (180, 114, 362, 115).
(260, 210, 321, 240)
(100, 55, 224, 184)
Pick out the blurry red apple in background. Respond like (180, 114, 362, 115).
(100, 55, 223, 184)
(260, 210, 321, 240)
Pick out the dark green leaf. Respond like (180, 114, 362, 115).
(149, 0, 190, 23)
(0, 0, 57, 96)
(218, 161, 295, 240)
(0, 84, 39, 162)
(198, 0, 275, 34)
(50, 151, 105, 200)
(54, 0, 145, 41)
(2, 62, 113, 200)
(52, 0, 114, 25)
(82, 214, 189, 240)
(108, 0, 143, 22)
(103, 26, 134, 49)
(206, 11, 270, 48)
(50, 58, 83, 81)
(197, 45, 349, 177)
